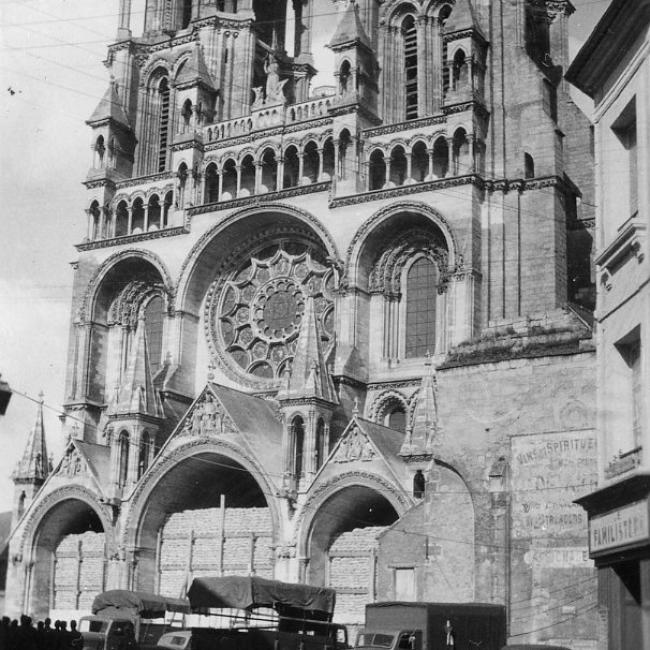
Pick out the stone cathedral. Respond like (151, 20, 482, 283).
(6, 0, 601, 646)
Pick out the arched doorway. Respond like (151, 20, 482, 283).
(134, 450, 276, 596)
(307, 486, 400, 624)
(29, 498, 107, 619)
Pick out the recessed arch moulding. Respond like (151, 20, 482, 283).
(5, 486, 115, 621)
(64, 251, 174, 444)
(343, 202, 478, 374)
(124, 439, 282, 594)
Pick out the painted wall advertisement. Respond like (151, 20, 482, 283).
(511, 430, 598, 540)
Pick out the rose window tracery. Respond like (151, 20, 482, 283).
(207, 242, 335, 386)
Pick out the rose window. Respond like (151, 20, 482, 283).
(206, 244, 335, 386)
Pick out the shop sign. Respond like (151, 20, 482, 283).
(590, 499, 649, 554)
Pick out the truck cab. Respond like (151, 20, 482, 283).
(78, 616, 137, 650)
(356, 630, 422, 650)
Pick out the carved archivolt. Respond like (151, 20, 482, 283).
(122, 437, 280, 550)
(369, 226, 450, 294)
(176, 203, 340, 310)
(368, 389, 411, 422)
(345, 201, 459, 287)
(82, 249, 175, 322)
(295, 470, 411, 556)
(18, 485, 115, 557)
(108, 280, 166, 327)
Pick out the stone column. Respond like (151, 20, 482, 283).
(427, 148, 434, 180)
(127, 206, 133, 234)
(143, 204, 149, 232)
(277, 158, 284, 192)
(218, 169, 224, 201)
(298, 149, 305, 184)
(235, 163, 242, 197)
(446, 136, 455, 176)
(254, 161, 263, 194)
(384, 156, 392, 188)
(316, 147, 324, 181)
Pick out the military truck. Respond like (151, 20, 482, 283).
(78, 590, 190, 650)
(176, 575, 349, 650)
(355, 601, 507, 650)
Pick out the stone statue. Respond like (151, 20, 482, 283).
(264, 54, 287, 104)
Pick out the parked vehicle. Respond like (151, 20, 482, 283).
(78, 590, 190, 650)
(356, 601, 507, 650)
(166, 575, 349, 650)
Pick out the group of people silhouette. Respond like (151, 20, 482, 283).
(0, 615, 82, 649)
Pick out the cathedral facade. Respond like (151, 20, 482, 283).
(6, 0, 600, 646)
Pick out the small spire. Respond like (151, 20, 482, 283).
(107, 320, 164, 419)
(400, 360, 439, 458)
(13, 392, 50, 484)
(277, 296, 337, 404)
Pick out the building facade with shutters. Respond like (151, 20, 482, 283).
(6, 0, 599, 646)
(568, 1, 650, 648)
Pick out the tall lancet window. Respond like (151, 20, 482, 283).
(405, 258, 437, 357)
(144, 296, 164, 377)
(158, 77, 170, 172)
(403, 15, 418, 120)
(292, 416, 305, 478)
(118, 431, 130, 488)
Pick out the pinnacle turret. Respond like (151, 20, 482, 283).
(13, 392, 51, 484)
(107, 317, 164, 419)
(328, 0, 372, 51)
(278, 296, 337, 404)
(400, 356, 439, 457)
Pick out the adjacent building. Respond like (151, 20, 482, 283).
(6, 1, 599, 646)
(567, 1, 650, 648)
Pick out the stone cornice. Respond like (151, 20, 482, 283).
(187, 182, 330, 216)
(443, 28, 489, 48)
(76, 226, 188, 251)
(443, 99, 490, 121)
(84, 178, 118, 190)
(364, 114, 446, 138)
(115, 171, 176, 190)
(330, 174, 484, 208)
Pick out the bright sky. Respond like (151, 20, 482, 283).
(0, 0, 609, 514)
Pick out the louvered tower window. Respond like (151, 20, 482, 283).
(403, 16, 418, 120)
(158, 77, 170, 172)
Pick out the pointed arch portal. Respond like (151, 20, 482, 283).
(306, 485, 399, 624)
(133, 450, 276, 595)
(28, 498, 106, 620)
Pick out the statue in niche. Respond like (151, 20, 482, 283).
(264, 54, 287, 104)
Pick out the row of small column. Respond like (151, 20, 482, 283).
(88, 194, 172, 241)
(203, 142, 337, 202)
(367, 132, 476, 191)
